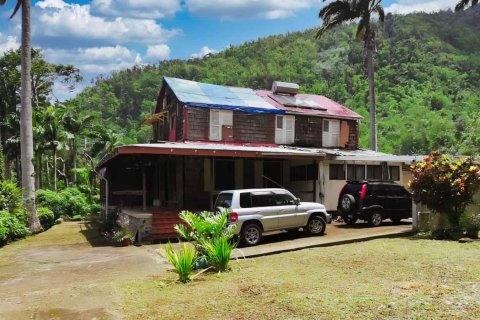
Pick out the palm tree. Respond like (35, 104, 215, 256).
(455, 0, 478, 11)
(0, 0, 41, 232)
(317, 0, 385, 151)
(62, 111, 95, 184)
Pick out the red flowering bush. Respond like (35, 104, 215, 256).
(409, 151, 480, 227)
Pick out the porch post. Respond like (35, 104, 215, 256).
(142, 165, 147, 211)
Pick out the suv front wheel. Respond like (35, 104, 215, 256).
(304, 215, 326, 235)
(242, 223, 263, 246)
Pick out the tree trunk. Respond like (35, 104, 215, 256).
(73, 139, 77, 184)
(20, 0, 41, 232)
(366, 38, 377, 152)
(53, 148, 57, 191)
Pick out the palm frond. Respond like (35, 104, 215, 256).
(0, 0, 7, 6)
(10, 0, 21, 19)
(455, 0, 472, 11)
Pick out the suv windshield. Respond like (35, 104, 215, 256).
(215, 193, 233, 208)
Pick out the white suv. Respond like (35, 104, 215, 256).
(215, 188, 331, 246)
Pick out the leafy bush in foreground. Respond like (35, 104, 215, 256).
(174, 210, 237, 272)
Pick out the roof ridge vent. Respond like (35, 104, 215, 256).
(272, 81, 299, 95)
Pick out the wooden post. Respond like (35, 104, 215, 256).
(142, 165, 147, 211)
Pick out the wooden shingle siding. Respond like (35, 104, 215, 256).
(186, 107, 209, 141)
(233, 111, 275, 143)
(347, 120, 358, 149)
(294, 116, 323, 147)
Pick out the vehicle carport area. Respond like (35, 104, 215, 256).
(233, 220, 413, 258)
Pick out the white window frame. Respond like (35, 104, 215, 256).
(209, 110, 233, 141)
(322, 119, 340, 147)
(275, 115, 295, 145)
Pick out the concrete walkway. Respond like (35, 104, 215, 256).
(0, 222, 167, 320)
(233, 221, 413, 258)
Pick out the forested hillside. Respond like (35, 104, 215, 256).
(71, 8, 480, 155)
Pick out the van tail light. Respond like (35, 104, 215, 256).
(229, 212, 238, 222)
(359, 184, 367, 200)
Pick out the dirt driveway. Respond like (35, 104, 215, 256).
(0, 222, 168, 320)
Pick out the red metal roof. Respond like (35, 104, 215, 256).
(255, 90, 363, 120)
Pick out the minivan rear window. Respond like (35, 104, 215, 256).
(214, 193, 233, 208)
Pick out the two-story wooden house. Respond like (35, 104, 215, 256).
(98, 77, 418, 240)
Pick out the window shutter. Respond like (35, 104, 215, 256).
(210, 110, 221, 141)
(285, 116, 295, 144)
(275, 116, 284, 144)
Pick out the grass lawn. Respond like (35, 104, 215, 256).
(120, 238, 480, 320)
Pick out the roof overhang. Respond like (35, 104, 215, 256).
(98, 142, 326, 168)
(141, 111, 169, 125)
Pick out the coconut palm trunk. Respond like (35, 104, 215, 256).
(365, 33, 377, 151)
(20, 0, 41, 232)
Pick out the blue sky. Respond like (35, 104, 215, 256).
(0, 0, 458, 99)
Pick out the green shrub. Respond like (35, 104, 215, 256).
(0, 210, 28, 246)
(200, 234, 237, 272)
(164, 242, 196, 283)
(36, 189, 65, 219)
(61, 187, 91, 217)
(37, 187, 92, 219)
(174, 210, 237, 272)
(37, 207, 55, 230)
(0, 180, 25, 222)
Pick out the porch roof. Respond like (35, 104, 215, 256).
(98, 142, 327, 168)
(319, 148, 424, 164)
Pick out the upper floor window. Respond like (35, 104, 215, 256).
(210, 110, 233, 141)
(323, 119, 340, 147)
(275, 115, 295, 144)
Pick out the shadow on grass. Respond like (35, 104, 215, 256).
(77, 220, 115, 247)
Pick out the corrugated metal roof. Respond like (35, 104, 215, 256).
(317, 148, 423, 163)
(164, 77, 283, 114)
(256, 90, 363, 120)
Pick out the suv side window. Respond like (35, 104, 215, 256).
(393, 186, 410, 197)
(274, 193, 296, 205)
(251, 194, 276, 207)
(240, 192, 252, 208)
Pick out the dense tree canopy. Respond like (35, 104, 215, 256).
(69, 9, 480, 156)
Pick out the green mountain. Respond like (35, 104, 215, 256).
(71, 8, 480, 155)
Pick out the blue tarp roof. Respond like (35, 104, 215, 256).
(164, 77, 284, 114)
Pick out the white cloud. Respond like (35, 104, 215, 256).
(191, 46, 218, 59)
(145, 44, 171, 62)
(185, 0, 321, 20)
(91, 0, 181, 19)
(33, 0, 180, 46)
(0, 33, 20, 54)
(386, 0, 457, 14)
(43, 45, 142, 74)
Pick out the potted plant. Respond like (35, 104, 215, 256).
(113, 228, 135, 246)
